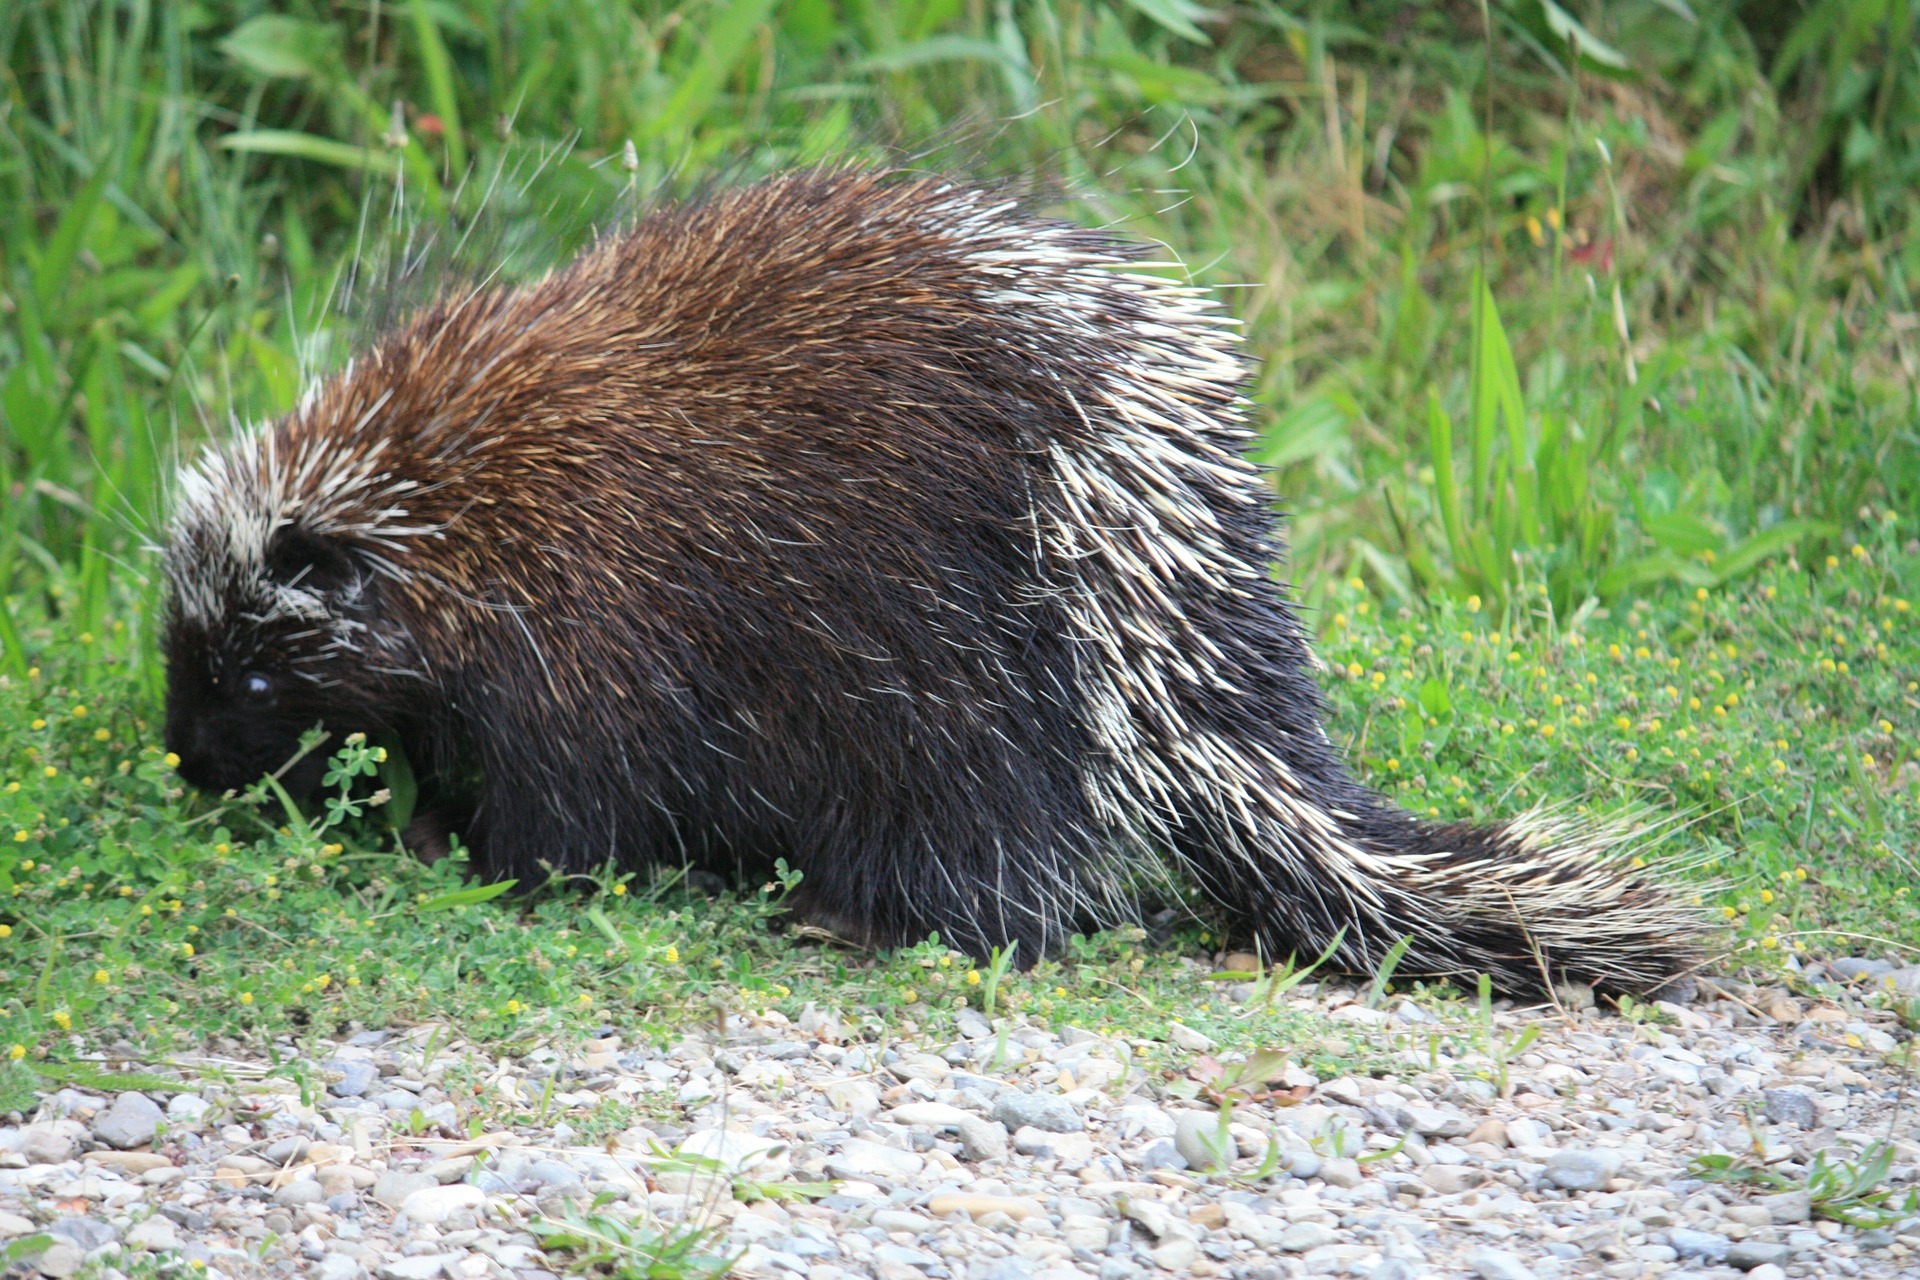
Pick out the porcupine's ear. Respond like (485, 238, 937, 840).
(263, 525, 363, 597)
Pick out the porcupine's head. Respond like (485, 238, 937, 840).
(162, 404, 432, 800)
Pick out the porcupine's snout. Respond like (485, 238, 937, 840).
(162, 647, 333, 800)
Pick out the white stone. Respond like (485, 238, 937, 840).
(399, 1182, 487, 1225)
(676, 1129, 791, 1179)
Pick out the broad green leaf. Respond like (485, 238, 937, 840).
(1255, 392, 1350, 469)
(1119, 0, 1214, 43)
(1712, 519, 1836, 582)
(220, 130, 387, 172)
(415, 881, 518, 911)
(1643, 510, 1723, 557)
(217, 16, 339, 80)
(854, 36, 1020, 73)
(1533, 0, 1630, 70)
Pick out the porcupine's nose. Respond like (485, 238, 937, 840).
(163, 717, 226, 793)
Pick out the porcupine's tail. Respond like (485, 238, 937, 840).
(997, 205, 1701, 994)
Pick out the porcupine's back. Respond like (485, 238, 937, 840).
(164, 168, 1700, 991)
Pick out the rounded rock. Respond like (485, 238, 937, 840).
(954, 1117, 1008, 1162)
(90, 1097, 164, 1143)
(1543, 1147, 1620, 1191)
(1666, 1228, 1730, 1262)
(989, 1092, 1083, 1134)
(371, 1170, 438, 1209)
(1725, 1241, 1793, 1269)
(1280, 1223, 1334, 1252)
(1172, 1111, 1231, 1171)
(399, 1182, 487, 1225)
(30, 1242, 83, 1279)
(1761, 1087, 1817, 1129)
(274, 1179, 327, 1208)
(1465, 1247, 1536, 1280)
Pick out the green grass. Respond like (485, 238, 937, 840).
(2, 0, 1920, 1067)
(0, 545, 1912, 1071)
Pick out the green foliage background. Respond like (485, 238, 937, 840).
(4, 0, 1917, 620)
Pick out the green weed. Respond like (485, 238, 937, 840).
(526, 1193, 736, 1280)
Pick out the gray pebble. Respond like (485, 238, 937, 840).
(1666, 1228, 1730, 1262)
(1725, 1241, 1794, 1269)
(125, 1217, 182, 1252)
(955, 1117, 1008, 1162)
(315, 1255, 364, 1280)
(527, 1159, 585, 1188)
(159, 1204, 210, 1231)
(91, 1092, 164, 1149)
(1319, 1158, 1363, 1188)
(263, 1135, 311, 1164)
(28, 1242, 82, 1278)
(372, 1170, 438, 1209)
(1150, 1237, 1199, 1270)
(324, 1059, 378, 1098)
(1135, 1139, 1186, 1171)
(275, 1180, 327, 1207)
(950, 1073, 1004, 1096)
(1543, 1147, 1620, 1191)
(1280, 1222, 1334, 1252)
(989, 1092, 1083, 1133)
(1173, 1111, 1232, 1171)
(48, 1216, 118, 1251)
(1282, 1151, 1322, 1180)
(1465, 1247, 1536, 1280)
(953, 1009, 993, 1040)
(1761, 1087, 1817, 1128)
(1756, 1188, 1810, 1224)
(165, 1093, 209, 1124)
(378, 1257, 461, 1280)
(19, 1121, 81, 1164)
(1401, 1105, 1473, 1138)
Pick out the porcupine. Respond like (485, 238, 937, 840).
(161, 167, 1699, 995)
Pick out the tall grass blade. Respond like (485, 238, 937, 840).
(408, 0, 468, 175)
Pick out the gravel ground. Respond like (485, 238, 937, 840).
(3, 962, 1918, 1280)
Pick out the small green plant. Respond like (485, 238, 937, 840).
(1803, 1143, 1920, 1227)
(1212, 930, 1343, 1017)
(1363, 936, 1413, 1010)
(1691, 1141, 1919, 1229)
(526, 1192, 736, 1280)
(1610, 993, 1672, 1027)
(1469, 974, 1543, 1097)
(979, 941, 1019, 1019)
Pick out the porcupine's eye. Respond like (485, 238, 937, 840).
(240, 672, 274, 704)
